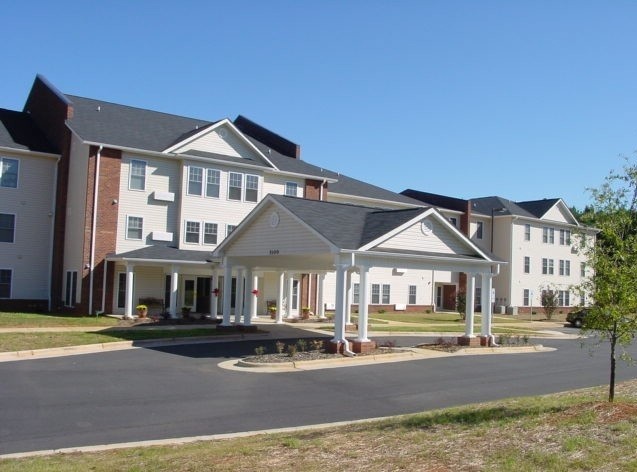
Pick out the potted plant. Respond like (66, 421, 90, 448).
(301, 306, 312, 319)
(268, 306, 277, 319)
(181, 306, 192, 319)
(136, 304, 148, 318)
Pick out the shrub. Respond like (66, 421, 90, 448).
(275, 340, 285, 354)
(522, 334, 530, 345)
(378, 309, 386, 314)
(254, 346, 266, 357)
(296, 339, 307, 352)
(310, 339, 324, 351)
(286, 344, 297, 357)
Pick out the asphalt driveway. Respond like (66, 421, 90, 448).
(1, 334, 636, 455)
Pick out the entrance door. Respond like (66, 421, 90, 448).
(442, 285, 457, 311)
(196, 277, 211, 314)
(183, 279, 195, 310)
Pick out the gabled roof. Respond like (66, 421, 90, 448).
(469, 196, 538, 218)
(262, 194, 427, 250)
(0, 108, 57, 154)
(401, 189, 468, 212)
(64, 94, 212, 152)
(516, 198, 562, 218)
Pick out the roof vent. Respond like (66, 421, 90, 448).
(96, 106, 101, 112)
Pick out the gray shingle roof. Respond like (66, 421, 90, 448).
(65, 95, 212, 152)
(516, 199, 561, 218)
(0, 108, 57, 154)
(469, 196, 538, 218)
(271, 194, 427, 249)
(108, 245, 214, 262)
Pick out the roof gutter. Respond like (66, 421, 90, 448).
(105, 256, 214, 265)
(0, 146, 60, 159)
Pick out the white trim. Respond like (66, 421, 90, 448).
(186, 165, 204, 196)
(125, 215, 144, 240)
(205, 168, 221, 199)
(0, 156, 19, 189)
(203, 222, 219, 246)
(284, 181, 299, 197)
(245, 173, 260, 203)
(328, 191, 423, 209)
(183, 220, 201, 244)
(128, 158, 147, 191)
(227, 171, 243, 202)
(0, 146, 60, 160)
(0, 267, 12, 299)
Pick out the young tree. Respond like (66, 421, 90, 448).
(456, 291, 467, 321)
(578, 157, 637, 402)
(540, 288, 558, 321)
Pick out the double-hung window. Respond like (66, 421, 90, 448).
(285, 182, 298, 197)
(228, 172, 243, 201)
(0, 269, 11, 298)
(129, 160, 146, 190)
(188, 166, 203, 195)
(559, 229, 571, 245)
(542, 227, 555, 244)
(558, 290, 570, 306)
(476, 221, 483, 239)
(227, 224, 237, 237)
(523, 256, 530, 274)
(353, 283, 360, 304)
(559, 260, 570, 276)
(245, 175, 259, 202)
(185, 221, 200, 243)
(0, 157, 18, 188)
(542, 258, 554, 275)
(408, 285, 417, 305)
(580, 262, 586, 277)
(0, 213, 15, 243)
(523, 289, 530, 306)
(381, 284, 391, 304)
(371, 284, 380, 304)
(126, 216, 143, 240)
(206, 169, 220, 198)
(524, 224, 531, 241)
(204, 223, 218, 245)
(475, 287, 482, 307)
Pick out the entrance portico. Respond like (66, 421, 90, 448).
(214, 195, 503, 353)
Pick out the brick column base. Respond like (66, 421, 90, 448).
(480, 336, 495, 346)
(351, 340, 377, 354)
(457, 336, 481, 347)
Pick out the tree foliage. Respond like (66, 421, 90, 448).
(540, 288, 558, 321)
(456, 292, 466, 321)
(578, 157, 637, 402)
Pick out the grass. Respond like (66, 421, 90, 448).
(0, 328, 231, 352)
(0, 312, 119, 328)
(3, 380, 637, 471)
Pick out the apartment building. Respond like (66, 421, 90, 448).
(0, 75, 593, 318)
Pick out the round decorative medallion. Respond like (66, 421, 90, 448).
(421, 220, 433, 236)
(217, 128, 228, 138)
(270, 211, 280, 228)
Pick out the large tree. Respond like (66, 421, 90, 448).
(578, 158, 637, 402)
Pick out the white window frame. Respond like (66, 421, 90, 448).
(382, 284, 391, 304)
(543, 227, 555, 244)
(188, 166, 204, 196)
(352, 283, 360, 304)
(285, 181, 298, 197)
(0, 268, 12, 299)
(523, 289, 530, 306)
(184, 220, 201, 244)
(475, 287, 482, 307)
(227, 224, 237, 237)
(129, 159, 147, 191)
(580, 262, 586, 277)
(203, 222, 218, 245)
(205, 169, 221, 198)
(408, 285, 417, 305)
(126, 215, 144, 240)
(371, 284, 380, 304)
(524, 256, 530, 274)
(558, 290, 570, 306)
(476, 221, 483, 240)
(524, 224, 531, 241)
(0, 213, 16, 244)
(542, 258, 554, 275)
(245, 174, 259, 202)
(117, 272, 127, 309)
(1, 157, 19, 189)
(559, 229, 571, 246)
(228, 172, 243, 201)
(449, 217, 457, 227)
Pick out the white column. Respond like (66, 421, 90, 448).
(234, 268, 244, 324)
(481, 273, 493, 337)
(345, 270, 352, 325)
(332, 264, 348, 344)
(170, 265, 179, 319)
(317, 273, 326, 319)
(210, 270, 218, 318)
(286, 272, 295, 318)
(464, 274, 475, 337)
(356, 265, 370, 342)
(276, 271, 285, 324)
(251, 274, 259, 320)
(124, 263, 134, 319)
(221, 263, 232, 326)
(243, 268, 253, 326)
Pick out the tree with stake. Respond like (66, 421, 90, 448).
(577, 158, 637, 402)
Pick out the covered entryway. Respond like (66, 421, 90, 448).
(214, 195, 504, 352)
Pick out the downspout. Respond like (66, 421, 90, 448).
(319, 179, 326, 201)
(88, 145, 103, 315)
(47, 158, 60, 311)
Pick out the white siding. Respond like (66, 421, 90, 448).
(0, 151, 57, 299)
(226, 204, 331, 256)
(62, 134, 90, 301)
(543, 203, 572, 224)
(117, 153, 180, 253)
(376, 218, 473, 255)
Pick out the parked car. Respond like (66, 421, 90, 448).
(566, 309, 589, 328)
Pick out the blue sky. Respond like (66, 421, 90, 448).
(3, 1, 637, 210)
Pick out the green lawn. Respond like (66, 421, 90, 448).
(368, 311, 462, 323)
(0, 312, 119, 328)
(2, 381, 636, 471)
(0, 328, 236, 352)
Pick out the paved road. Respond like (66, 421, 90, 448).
(1, 333, 636, 455)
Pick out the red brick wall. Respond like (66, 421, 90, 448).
(79, 147, 121, 314)
(304, 179, 327, 201)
